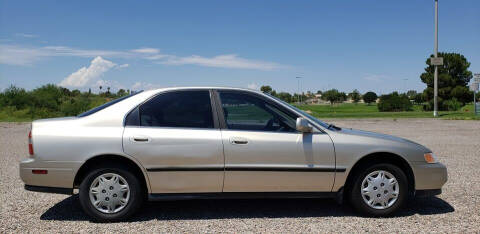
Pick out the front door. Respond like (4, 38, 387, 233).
(123, 90, 224, 193)
(216, 90, 336, 192)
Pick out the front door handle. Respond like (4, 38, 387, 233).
(132, 136, 150, 142)
(230, 137, 248, 145)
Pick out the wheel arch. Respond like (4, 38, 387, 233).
(343, 152, 415, 198)
(73, 154, 151, 194)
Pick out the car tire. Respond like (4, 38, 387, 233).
(349, 163, 408, 217)
(79, 165, 144, 222)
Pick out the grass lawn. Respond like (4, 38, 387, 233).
(1, 102, 478, 122)
(296, 103, 480, 120)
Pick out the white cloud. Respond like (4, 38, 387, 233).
(15, 33, 38, 38)
(247, 83, 259, 90)
(161, 54, 282, 70)
(145, 54, 168, 60)
(0, 44, 48, 65)
(0, 44, 134, 65)
(363, 74, 388, 82)
(43, 46, 131, 58)
(1, 44, 285, 70)
(59, 56, 118, 88)
(117, 64, 129, 69)
(130, 48, 160, 54)
(131, 81, 161, 91)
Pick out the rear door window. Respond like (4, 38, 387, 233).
(137, 90, 214, 129)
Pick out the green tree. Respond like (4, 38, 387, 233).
(31, 84, 63, 111)
(420, 52, 473, 110)
(71, 89, 81, 97)
(363, 91, 378, 105)
(0, 85, 32, 109)
(413, 93, 424, 105)
(260, 85, 273, 94)
(406, 90, 417, 99)
(276, 92, 292, 103)
(322, 89, 346, 105)
(349, 89, 361, 104)
(117, 89, 127, 97)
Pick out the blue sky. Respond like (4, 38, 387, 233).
(0, 0, 479, 94)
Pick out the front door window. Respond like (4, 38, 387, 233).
(219, 92, 297, 132)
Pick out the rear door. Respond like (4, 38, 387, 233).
(123, 90, 224, 193)
(216, 90, 336, 192)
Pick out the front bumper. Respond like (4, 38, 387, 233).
(411, 162, 448, 190)
(20, 157, 80, 189)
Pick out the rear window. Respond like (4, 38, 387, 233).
(77, 91, 143, 117)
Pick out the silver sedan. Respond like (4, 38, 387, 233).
(20, 87, 447, 221)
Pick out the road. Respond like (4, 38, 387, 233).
(1, 119, 479, 233)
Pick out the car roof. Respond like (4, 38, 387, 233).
(148, 86, 264, 94)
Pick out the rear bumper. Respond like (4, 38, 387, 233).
(411, 162, 448, 190)
(19, 157, 80, 189)
(24, 185, 72, 195)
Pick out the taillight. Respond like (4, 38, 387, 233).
(32, 170, 48, 174)
(28, 130, 34, 155)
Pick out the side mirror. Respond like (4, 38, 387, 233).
(296, 117, 312, 133)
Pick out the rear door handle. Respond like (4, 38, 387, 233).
(132, 136, 150, 142)
(230, 137, 248, 145)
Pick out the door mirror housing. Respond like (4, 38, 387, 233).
(296, 117, 312, 133)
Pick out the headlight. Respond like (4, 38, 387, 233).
(424, 152, 438, 163)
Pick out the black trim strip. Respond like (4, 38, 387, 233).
(24, 185, 73, 195)
(336, 167, 347, 172)
(147, 167, 222, 172)
(226, 167, 337, 172)
(149, 192, 336, 201)
(147, 166, 347, 172)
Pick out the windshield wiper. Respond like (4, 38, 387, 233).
(327, 124, 341, 130)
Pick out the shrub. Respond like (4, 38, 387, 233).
(443, 98, 462, 111)
(377, 92, 412, 112)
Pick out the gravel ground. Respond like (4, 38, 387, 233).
(1, 119, 479, 233)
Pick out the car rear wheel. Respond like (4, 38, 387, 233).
(349, 163, 408, 217)
(79, 166, 144, 222)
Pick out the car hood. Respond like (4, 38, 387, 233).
(335, 127, 431, 152)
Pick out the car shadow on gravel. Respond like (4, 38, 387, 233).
(40, 195, 454, 222)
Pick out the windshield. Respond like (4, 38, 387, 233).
(266, 94, 330, 129)
(77, 91, 143, 117)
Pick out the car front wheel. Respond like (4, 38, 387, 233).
(79, 166, 144, 222)
(349, 163, 408, 216)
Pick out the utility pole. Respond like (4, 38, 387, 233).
(296, 76, 302, 103)
(433, 0, 439, 117)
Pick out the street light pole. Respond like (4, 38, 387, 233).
(433, 0, 439, 117)
(296, 76, 302, 103)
